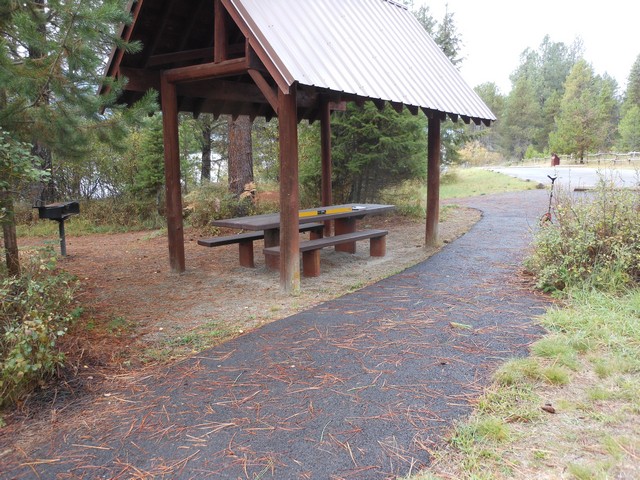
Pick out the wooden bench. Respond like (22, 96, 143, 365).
(263, 229, 388, 277)
(198, 222, 324, 268)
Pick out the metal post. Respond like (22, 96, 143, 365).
(57, 219, 67, 256)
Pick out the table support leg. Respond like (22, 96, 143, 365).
(264, 229, 280, 270)
(334, 217, 356, 253)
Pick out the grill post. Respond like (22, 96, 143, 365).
(57, 218, 67, 257)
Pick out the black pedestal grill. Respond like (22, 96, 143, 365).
(34, 201, 80, 256)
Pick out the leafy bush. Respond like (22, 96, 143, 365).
(1, 249, 79, 408)
(184, 182, 279, 229)
(525, 179, 640, 292)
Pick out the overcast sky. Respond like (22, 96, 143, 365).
(414, 0, 640, 95)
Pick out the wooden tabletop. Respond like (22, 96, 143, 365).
(211, 204, 395, 231)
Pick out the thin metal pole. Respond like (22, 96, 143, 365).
(58, 219, 67, 256)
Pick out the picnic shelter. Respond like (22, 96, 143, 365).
(102, 0, 496, 292)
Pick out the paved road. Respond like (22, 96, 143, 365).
(2, 191, 551, 480)
(490, 165, 640, 189)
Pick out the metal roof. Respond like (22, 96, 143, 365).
(103, 0, 495, 124)
(227, 0, 496, 124)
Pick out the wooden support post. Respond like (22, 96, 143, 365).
(214, 0, 228, 63)
(320, 97, 333, 236)
(278, 85, 300, 293)
(160, 75, 186, 273)
(426, 116, 441, 246)
(370, 236, 386, 257)
(334, 217, 356, 253)
(238, 240, 255, 268)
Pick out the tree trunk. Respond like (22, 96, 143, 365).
(32, 141, 55, 203)
(30, 0, 55, 205)
(227, 115, 254, 196)
(1, 192, 20, 277)
(201, 116, 212, 183)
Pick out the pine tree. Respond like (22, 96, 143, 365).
(0, 0, 153, 275)
(550, 60, 610, 162)
(622, 54, 640, 114)
(501, 77, 542, 159)
(434, 8, 463, 67)
(131, 116, 165, 212)
(618, 105, 640, 151)
(326, 103, 425, 203)
(506, 36, 582, 155)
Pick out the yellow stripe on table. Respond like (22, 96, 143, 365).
(299, 207, 353, 218)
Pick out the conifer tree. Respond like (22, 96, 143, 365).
(618, 54, 640, 150)
(622, 54, 640, 114)
(618, 105, 640, 151)
(550, 60, 614, 161)
(0, 0, 153, 275)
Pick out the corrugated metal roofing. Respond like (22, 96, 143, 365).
(227, 0, 496, 123)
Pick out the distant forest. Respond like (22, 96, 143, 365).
(2, 1, 639, 219)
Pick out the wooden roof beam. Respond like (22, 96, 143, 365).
(390, 101, 403, 114)
(176, 0, 209, 52)
(147, 48, 214, 67)
(248, 69, 278, 113)
(141, 0, 179, 67)
(372, 98, 386, 111)
(421, 107, 446, 121)
(406, 104, 419, 115)
(147, 44, 246, 68)
(214, 0, 229, 62)
(101, 0, 144, 96)
(120, 67, 160, 91)
(179, 79, 273, 104)
(163, 57, 247, 83)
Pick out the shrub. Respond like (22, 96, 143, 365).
(525, 178, 640, 292)
(184, 182, 279, 229)
(0, 249, 79, 408)
(14, 196, 166, 232)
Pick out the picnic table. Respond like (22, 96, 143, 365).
(208, 203, 394, 274)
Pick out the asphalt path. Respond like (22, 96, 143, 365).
(490, 165, 640, 189)
(2, 190, 552, 480)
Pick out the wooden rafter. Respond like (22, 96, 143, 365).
(248, 69, 278, 113)
(163, 57, 247, 83)
(214, 0, 228, 62)
(141, 0, 179, 67)
(147, 48, 214, 68)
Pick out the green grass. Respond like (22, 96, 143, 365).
(416, 289, 640, 480)
(439, 168, 538, 199)
(382, 168, 537, 217)
(141, 321, 233, 363)
(16, 216, 159, 237)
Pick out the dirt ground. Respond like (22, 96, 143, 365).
(0, 206, 481, 469)
(16, 206, 480, 373)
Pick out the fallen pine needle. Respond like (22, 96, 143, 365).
(71, 444, 112, 450)
(20, 458, 60, 466)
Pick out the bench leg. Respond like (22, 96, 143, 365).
(370, 236, 386, 257)
(238, 241, 255, 268)
(309, 226, 323, 240)
(334, 218, 356, 253)
(302, 250, 321, 277)
(264, 229, 280, 270)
